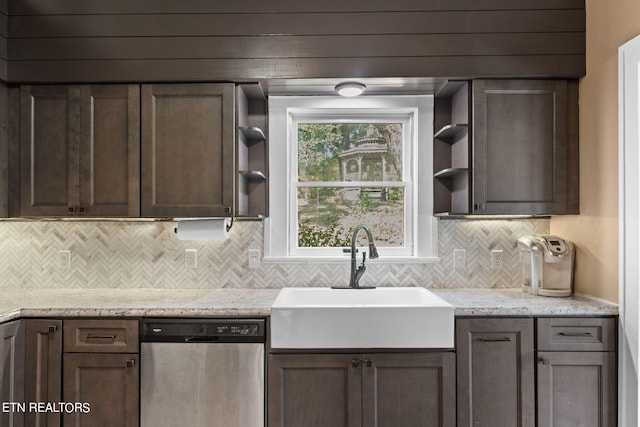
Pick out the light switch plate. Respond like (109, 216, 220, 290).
(58, 250, 71, 270)
(248, 249, 261, 269)
(454, 249, 465, 269)
(185, 249, 197, 269)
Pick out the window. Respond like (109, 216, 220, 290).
(265, 96, 437, 262)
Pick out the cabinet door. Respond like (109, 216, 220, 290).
(63, 353, 139, 427)
(362, 352, 455, 427)
(473, 80, 578, 215)
(141, 83, 235, 217)
(0, 320, 25, 427)
(19, 85, 80, 216)
(268, 353, 362, 427)
(24, 320, 62, 427)
(456, 318, 535, 427)
(537, 351, 616, 427)
(79, 85, 140, 216)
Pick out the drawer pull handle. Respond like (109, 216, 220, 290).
(559, 332, 593, 337)
(126, 359, 136, 368)
(479, 337, 512, 342)
(85, 334, 117, 342)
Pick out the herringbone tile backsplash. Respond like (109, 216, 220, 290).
(0, 219, 548, 290)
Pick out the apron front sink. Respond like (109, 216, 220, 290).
(270, 287, 454, 349)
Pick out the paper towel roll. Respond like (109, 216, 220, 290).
(175, 218, 231, 240)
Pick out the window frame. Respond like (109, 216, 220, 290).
(265, 95, 438, 263)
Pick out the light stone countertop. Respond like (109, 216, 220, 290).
(0, 288, 281, 323)
(431, 288, 618, 317)
(0, 287, 617, 323)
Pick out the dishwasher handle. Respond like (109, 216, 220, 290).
(184, 336, 220, 343)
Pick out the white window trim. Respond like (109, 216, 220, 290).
(264, 95, 439, 263)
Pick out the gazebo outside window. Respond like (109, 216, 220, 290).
(338, 124, 400, 201)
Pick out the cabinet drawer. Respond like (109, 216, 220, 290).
(64, 320, 138, 353)
(537, 317, 616, 352)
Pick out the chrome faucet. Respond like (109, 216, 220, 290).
(333, 224, 379, 289)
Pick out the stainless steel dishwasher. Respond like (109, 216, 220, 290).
(140, 318, 265, 427)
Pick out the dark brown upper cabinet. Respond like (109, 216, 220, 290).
(141, 83, 235, 218)
(236, 83, 268, 219)
(434, 79, 579, 216)
(14, 85, 140, 217)
(473, 79, 579, 215)
(433, 81, 471, 215)
(0, 84, 8, 218)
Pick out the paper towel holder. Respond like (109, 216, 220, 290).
(173, 217, 233, 234)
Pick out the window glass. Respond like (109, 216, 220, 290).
(297, 123, 402, 182)
(296, 122, 406, 249)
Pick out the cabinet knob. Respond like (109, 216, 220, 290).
(363, 359, 372, 367)
(48, 325, 58, 334)
(68, 206, 76, 215)
(351, 359, 360, 368)
(78, 206, 87, 215)
(539, 357, 551, 365)
(126, 359, 136, 368)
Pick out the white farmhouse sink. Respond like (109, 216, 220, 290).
(270, 287, 454, 349)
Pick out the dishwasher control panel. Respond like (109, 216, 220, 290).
(140, 318, 266, 343)
(215, 324, 260, 336)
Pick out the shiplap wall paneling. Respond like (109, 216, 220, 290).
(7, 0, 585, 82)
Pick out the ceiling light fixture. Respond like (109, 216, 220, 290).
(335, 82, 367, 97)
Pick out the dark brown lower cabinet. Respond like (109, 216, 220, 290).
(3, 318, 139, 427)
(268, 352, 455, 427)
(536, 317, 617, 427)
(268, 354, 361, 427)
(61, 319, 139, 427)
(62, 353, 139, 427)
(25, 320, 62, 427)
(537, 351, 616, 427)
(456, 318, 536, 427)
(361, 353, 456, 427)
(1, 319, 63, 427)
(1, 320, 26, 427)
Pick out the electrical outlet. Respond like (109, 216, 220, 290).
(185, 249, 197, 269)
(491, 249, 504, 270)
(453, 249, 466, 269)
(58, 250, 71, 270)
(248, 249, 261, 269)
